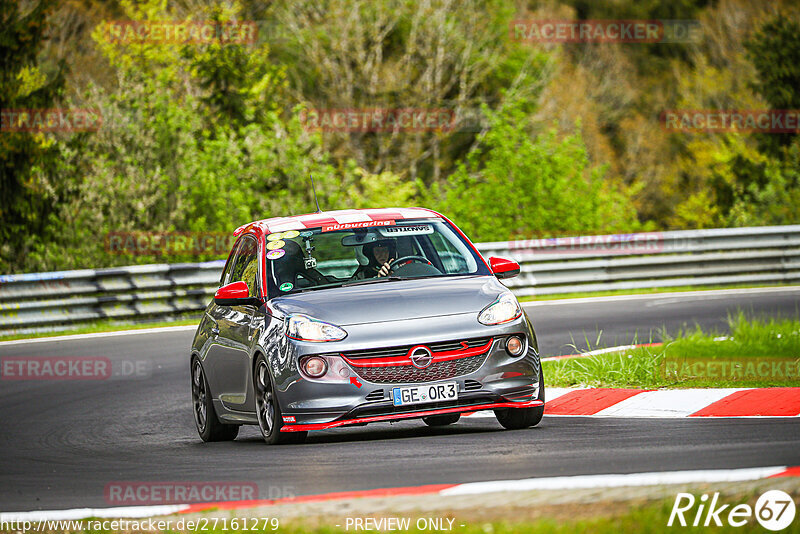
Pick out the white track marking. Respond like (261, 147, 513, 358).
(523, 286, 800, 307)
(0, 505, 188, 522)
(440, 466, 789, 496)
(541, 344, 662, 360)
(0, 325, 197, 346)
(594, 389, 745, 417)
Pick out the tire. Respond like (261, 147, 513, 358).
(423, 413, 461, 426)
(494, 367, 545, 430)
(191, 358, 240, 442)
(254, 354, 307, 445)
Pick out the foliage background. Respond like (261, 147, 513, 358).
(1, 0, 799, 273)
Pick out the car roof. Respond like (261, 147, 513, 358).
(233, 207, 443, 237)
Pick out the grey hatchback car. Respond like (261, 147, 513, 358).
(190, 208, 544, 444)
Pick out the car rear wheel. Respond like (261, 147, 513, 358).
(423, 413, 461, 426)
(192, 358, 240, 442)
(254, 354, 307, 445)
(494, 368, 545, 430)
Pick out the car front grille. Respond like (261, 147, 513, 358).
(341, 337, 490, 360)
(350, 350, 489, 384)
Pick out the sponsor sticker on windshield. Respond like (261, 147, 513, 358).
(378, 224, 434, 237)
(321, 220, 395, 232)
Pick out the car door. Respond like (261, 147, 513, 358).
(204, 234, 261, 412)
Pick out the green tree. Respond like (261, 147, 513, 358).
(425, 104, 641, 241)
(745, 14, 800, 152)
(0, 0, 68, 273)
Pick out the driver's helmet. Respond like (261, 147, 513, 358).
(362, 238, 396, 264)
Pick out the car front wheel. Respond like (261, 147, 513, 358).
(254, 354, 307, 445)
(494, 368, 545, 430)
(192, 358, 240, 442)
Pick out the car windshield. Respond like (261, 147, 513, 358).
(265, 218, 490, 296)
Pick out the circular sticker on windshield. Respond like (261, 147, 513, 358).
(282, 230, 300, 239)
(266, 249, 285, 260)
(267, 240, 285, 250)
(267, 232, 284, 241)
(279, 282, 293, 292)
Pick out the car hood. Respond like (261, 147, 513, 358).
(269, 276, 510, 326)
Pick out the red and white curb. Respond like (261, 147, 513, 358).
(465, 387, 800, 418)
(3, 466, 798, 522)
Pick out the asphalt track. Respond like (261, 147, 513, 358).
(1, 287, 799, 512)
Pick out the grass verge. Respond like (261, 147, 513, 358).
(544, 312, 800, 388)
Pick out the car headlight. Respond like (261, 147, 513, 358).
(285, 314, 347, 342)
(478, 293, 522, 325)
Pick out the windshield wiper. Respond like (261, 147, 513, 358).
(341, 276, 405, 287)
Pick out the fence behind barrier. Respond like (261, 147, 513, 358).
(1, 225, 798, 335)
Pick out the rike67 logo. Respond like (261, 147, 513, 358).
(668, 490, 796, 531)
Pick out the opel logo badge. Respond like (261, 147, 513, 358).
(409, 346, 433, 369)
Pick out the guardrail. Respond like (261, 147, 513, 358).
(1, 225, 799, 335)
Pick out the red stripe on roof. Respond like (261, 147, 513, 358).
(544, 388, 646, 415)
(301, 217, 338, 228)
(690, 388, 800, 417)
(368, 211, 406, 221)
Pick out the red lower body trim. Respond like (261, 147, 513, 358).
(280, 399, 544, 432)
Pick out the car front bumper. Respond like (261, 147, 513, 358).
(275, 314, 542, 431)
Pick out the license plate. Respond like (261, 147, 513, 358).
(392, 382, 458, 406)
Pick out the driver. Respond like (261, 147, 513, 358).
(352, 238, 396, 279)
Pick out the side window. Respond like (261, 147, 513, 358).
(229, 236, 260, 297)
(219, 240, 242, 286)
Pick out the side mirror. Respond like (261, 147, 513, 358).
(488, 256, 521, 279)
(214, 281, 262, 307)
